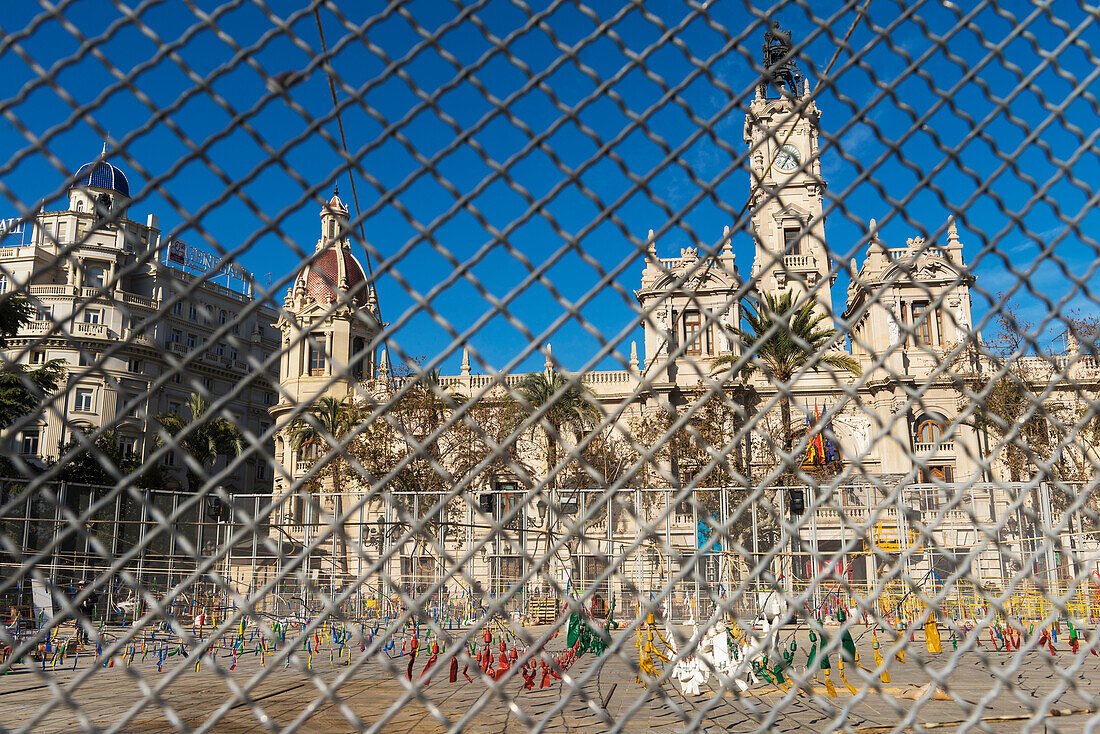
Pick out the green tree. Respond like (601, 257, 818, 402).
(712, 291, 861, 475)
(155, 393, 244, 492)
(0, 295, 65, 430)
(289, 395, 361, 576)
(51, 427, 163, 489)
(506, 369, 600, 491)
(351, 364, 488, 591)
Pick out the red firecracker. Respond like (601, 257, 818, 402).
(420, 641, 439, 685)
(406, 638, 419, 679)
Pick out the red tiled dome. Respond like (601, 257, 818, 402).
(297, 247, 367, 305)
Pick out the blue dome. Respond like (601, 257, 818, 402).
(73, 160, 130, 198)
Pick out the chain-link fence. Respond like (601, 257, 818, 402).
(2, 0, 1100, 731)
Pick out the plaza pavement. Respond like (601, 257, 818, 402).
(0, 626, 1097, 732)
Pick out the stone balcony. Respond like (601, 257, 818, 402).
(73, 322, 108, 338)
(913, 440, 954, 456)
(783, 254, 814, 269)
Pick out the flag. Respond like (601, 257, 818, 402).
(804, 413, 817, 464)
(814, 403, 826, 463)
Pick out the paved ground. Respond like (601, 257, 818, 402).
(2, 625, 1099, 732)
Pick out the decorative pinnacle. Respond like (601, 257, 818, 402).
(629, 340, 639, 371)
(334, 182, 340, 197)
(647, 228, 656, 254)
(544, 343, 553, 375)
(947, 215, 959, 244)
(101, 141, 108, 157)
(461, 346, 471, 377)
(722, 225, 733, 256)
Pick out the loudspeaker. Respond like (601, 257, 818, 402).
(479, 493, 496, 514)
(788, 488, 805, 516)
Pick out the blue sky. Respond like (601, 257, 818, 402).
(1, 0, 1098, 374)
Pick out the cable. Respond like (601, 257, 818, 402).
(313, 6, 382, 331)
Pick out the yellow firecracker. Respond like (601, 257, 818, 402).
(872, 634, 890, 684)
(925, 617, 942, 654)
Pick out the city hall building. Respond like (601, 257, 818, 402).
(264, 55, 1098, 615)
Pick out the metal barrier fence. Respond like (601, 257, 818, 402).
(7, 483, 1098, 629)
(3, 0, 1100, 731)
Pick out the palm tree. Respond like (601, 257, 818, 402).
(712, 291, 861, 473)
(156, 393, 244, 492)
(288, 396, 361, 576)
(507, 369, 600, 490)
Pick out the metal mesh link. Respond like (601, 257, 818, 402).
(1, 0, 1099, 730)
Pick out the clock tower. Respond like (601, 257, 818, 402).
(744, 24, 833, 325)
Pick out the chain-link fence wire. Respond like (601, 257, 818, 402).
(1, 0, 1100, 730)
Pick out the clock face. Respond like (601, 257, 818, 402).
(774, 144, 801, 172)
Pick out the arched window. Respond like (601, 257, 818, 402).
(219, 310, 227, 325)
(327, 219, 335, 239)
(0, 275, 7, 293)
(75, 199, 84, 212)
(916, 416, 943, 444)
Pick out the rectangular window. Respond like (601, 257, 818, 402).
(202, 376, 213, 390)
(168, 401, 181, 414)
(309, 340, 327, 376)
(35, 305, 52, 321)
(918, 465, 954, 484)
(186, 333, 196, 348)
(684, 312, 705, 356)
(118, 437, 137, 459)
(173, 301, 183, 315)
(189, 305, 198, 320)
(57, 221, 67, 241)
(83, 309, 101, 324)
(912, 301, 936, 345)
(127, 358, 143, 372)
(784, 227, 801, 255)
(74, 388, 94, 412)
(163, 450, 175, 467)
(229, 348, 238, 361)
(30, 351, 45, 364)
(20, 429, 40, 455)
(215, 343, 225, 357)
(171, 373, 181, 384)
(170, 328, 182, 343)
